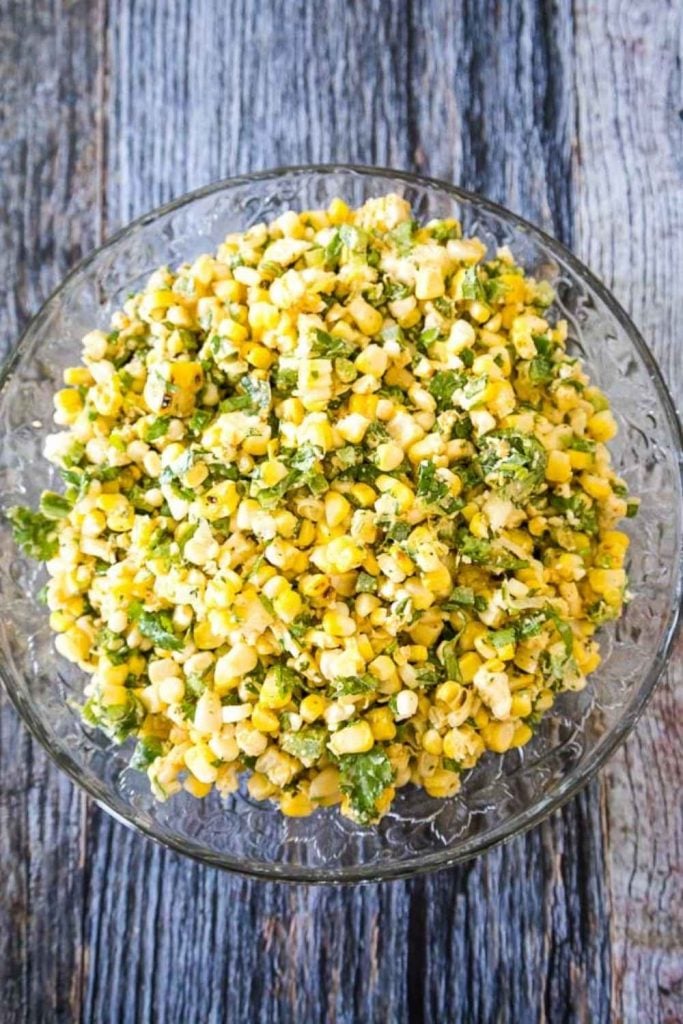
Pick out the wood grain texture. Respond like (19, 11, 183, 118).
(573, 3, 683, 1021)
(0, 1, 680, 1022)
(0, 1, 101, 1020)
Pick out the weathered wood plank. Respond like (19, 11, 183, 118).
(2, 1, 680, 1022)
(574, 3, 683, 1021)
(0, 1, 102, 1021)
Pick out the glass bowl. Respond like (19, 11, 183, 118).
(0, 165, 680, 883)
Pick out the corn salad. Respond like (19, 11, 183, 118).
(8, 194, 638, 824)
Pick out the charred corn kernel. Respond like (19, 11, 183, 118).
(545, 450, 572, 484)
(587, 409, 617, 441)
(329, 720, 374, 756)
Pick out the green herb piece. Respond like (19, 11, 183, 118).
(528, 355, 555, 385)
(457, 533, 529, 571)
(39, 491, 73, 520)
(145, 417, 171, 441)
(356, 572, 378, 594)
(6, 506, 59, 560)
(429, 370, 466, 412)
(128, 602, 183, 651)
(461, 266, 486, 302)
(490, 627, 516, 650)
(130, 736, 165, 771)
(338, 747, 395, 825)
(329, 674, 377, 697)
(281, 727, 327, 768)
(310, 329, 355, 359)
(416, 460, 461, 514)
(82, 691, 144, 743)
(550, 493, 599, 536)
(476, 430, 547, 502)
(444, 586, 476, 608)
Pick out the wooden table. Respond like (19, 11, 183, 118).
(1, 2, 680, 1021)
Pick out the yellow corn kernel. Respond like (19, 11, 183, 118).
(349, 393, 379, 418)
(581, 474, 611, 500)
(480, 720, 515, 753)
(248, 301, 280, 333)
(536, 689, 554, 712)
(337, 413, 370, 444)
(423, 769, 461, 799)
(280, 790, 314, 817)
(366, 707, 397, 742)
(259, 670, 294, 710)
(469, 513, 488, 539)
(194, 618, 226, 649)
(328, 720, 374, 756)
(184, 744, 219, 784)
(568, 449, 593, 470)
(328, 197, 351, 224)
(273, 588, 303, 623)
(63, 366, 94, 387)
(421, 563, 451, 597)
(350, 483, 377, 507)
(323, 610, 355, 637)
(53, 387, 84, 422)
(300, 693, 328, 723)
(309, 766, 341, 801)
(422, 729, 443, 756)
(325, 536, 365, 573)
(279, 397, 305, 424)
(248, 772, 277, 801)
(511, 692, 532, 718)
(252, 704, 280, 733)
(245, 344, 274, 369)
(348, 296, 383, 336)
(587, 409, 617, 442)
(510, 722, 533, 748)
(545, 450, 572, 484)
(184, 777, 213, 798)
(415, 266, 445, 300)
(325, 490, 351, 528)
(458, 651, 483, 683)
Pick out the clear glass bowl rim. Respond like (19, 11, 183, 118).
(1, 163, 681, 884)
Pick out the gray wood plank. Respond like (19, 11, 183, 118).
(2, 0, 680, 1022)
(574, 3, 683, 1022)
(0, 1, 102, 1021)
